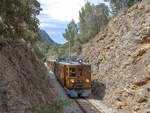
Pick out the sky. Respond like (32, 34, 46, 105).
(37, 0, 109, 44)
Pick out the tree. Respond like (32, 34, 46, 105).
(79, 2, 109, 42)
(55, 2, 110, 57)
(0, 0, 41, 42)
(63, 20, 79, 46)
(94, 3, 109, 33)
(104, 0, 142, 15)
(79, 2, 95, 34)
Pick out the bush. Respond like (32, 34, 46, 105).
(32, 99, 72, 113)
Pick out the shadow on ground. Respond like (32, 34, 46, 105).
(89, 81, 106, 100)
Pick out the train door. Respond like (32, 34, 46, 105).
(64, 66, 68, 86)
(65, 66, 76, 89)
(76, 66, 83, 89)
(54, 62, 56, 75)
(64, 66, 69, 87)
(83, 65, 91, 88)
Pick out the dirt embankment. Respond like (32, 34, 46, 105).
(77, 0, 150, 112)
(0, 38, 56, 113)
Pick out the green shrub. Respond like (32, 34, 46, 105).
(32, 99, 72, 113)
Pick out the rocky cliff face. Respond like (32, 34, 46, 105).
(0, 38, 56, 113)
(78, 0, 150, 112)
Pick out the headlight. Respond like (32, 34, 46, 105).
(86, 79, 90, 83)
(79, 59, 82, 63)
(70, 79, 75, 83)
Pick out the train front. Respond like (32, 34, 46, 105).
(65, 62, 92, 97)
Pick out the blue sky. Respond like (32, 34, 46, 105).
(37, 0, 109, 44)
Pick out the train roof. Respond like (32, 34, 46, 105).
(47, 60, 91, 66)
(58, 61, 91, 66)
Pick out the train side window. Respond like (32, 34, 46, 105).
(70, 68, 76, 77)
(78, 68, 82, 76)
(84, 67, 91, 75)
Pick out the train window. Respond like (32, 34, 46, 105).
(70, 68, 76, 77)
(78, 68, 82, 76)
(84, 67, 91, 75)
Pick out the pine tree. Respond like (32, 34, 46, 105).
(0, 0, 41, 42)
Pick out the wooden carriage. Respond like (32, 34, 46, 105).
(47, 60, 91, 97)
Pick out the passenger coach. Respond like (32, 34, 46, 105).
(47, 59, 91, 97)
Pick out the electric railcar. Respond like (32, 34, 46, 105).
(47, 59, 91, 97)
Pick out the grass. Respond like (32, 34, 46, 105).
(32, 99, 72, 113)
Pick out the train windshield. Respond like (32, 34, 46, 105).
(69, 68, 76, 77)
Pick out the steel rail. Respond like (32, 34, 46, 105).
(74, 98, 102, 113)
(74, 99, 87, 113)
(85, 98, 102, 113)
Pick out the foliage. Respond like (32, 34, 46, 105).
(47, 46, 58, 57)
(0, 0, 41, 42)
(32, 99, 72, 113)
(47, 43, 69, 59)
(63, 20, 79, 46)
(104, 0, 142, 15)
(0, 0, 50, 61)
(79, 2, 109, 41)
(33, 43, 45, 60)
(35, 41, 50, 60)
(79, 3, 109, 35)
(48, 2, 110, 59)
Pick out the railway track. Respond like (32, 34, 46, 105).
(75, 98, 102, 113)
(46, 64, 105, 113)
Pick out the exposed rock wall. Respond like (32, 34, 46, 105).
(78, 0, 150, 112)
(0, 38, 56, 113)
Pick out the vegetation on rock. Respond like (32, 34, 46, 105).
(105, 0, 142, 15)
(0, 0, 62, 113)
(39, 29, 58, 46)
(0, 0, 41, 42)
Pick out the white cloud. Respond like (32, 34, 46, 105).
(40, 23, 65, 28)
(37, 0, 109, 44)
(38, 0, 85, 22)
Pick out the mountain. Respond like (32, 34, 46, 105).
(39, 29, 58, 46)
(76, 0, 150, 112)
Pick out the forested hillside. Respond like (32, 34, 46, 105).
(39, 29, 58, 46)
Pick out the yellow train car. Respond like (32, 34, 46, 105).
(47, 59, 91, 97)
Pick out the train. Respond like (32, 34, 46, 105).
(46, 58, 91, 97)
